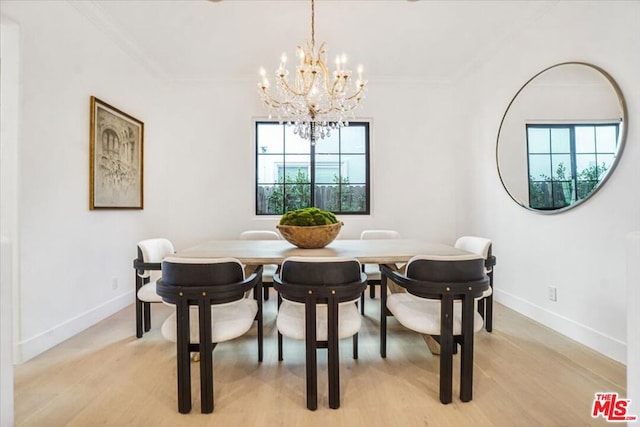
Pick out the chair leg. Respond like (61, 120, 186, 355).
(353, 333, 359, 359)
(439, 296, 454, 404)
(277, 294, 283, 361)
(360, 291, 365, 315)
(198, 300, 214, 414)
(135, 298, 143, 338)
(369, 282, 376, 299)
(485, 271, 494, 332)
(256, 283, 264, 362)
(460, 296, 476, 402)
(328, 297, 340, 409)
(143, 302, 151, 333)
(305, 302, 318, 411)
(175, 303, 192, 414)
(485, 294, 493, 333)
(380, 276, 388, 358)
(263, 283, 270, 301)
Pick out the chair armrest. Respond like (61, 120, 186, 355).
(272, 272, 367, 303)
(156, 265, 264, 305)
(133, 258, 162, 274)
(379, 264, 489, 299)
(379, 264, 411, 289)
(485, 255, 496, 269)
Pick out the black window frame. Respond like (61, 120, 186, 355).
(255, 121, 371, 216)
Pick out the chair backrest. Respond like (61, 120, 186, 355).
(137, 238, 175, 279)
(454, 236, 491, 259)
(276, 257, 367, 303)
(239, 230, 281, 240)
(360, 230, 400, 240)
(454, 236, 493, 272)
(158, 257, 249, 305)
(403, 254, 488, 300)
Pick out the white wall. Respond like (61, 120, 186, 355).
(0, 1, 167, 362)
(627, 232, 640, 417)
(454, 1, 640, 363)
(159, 79, 458, 249)
(1, 17, 20, 426)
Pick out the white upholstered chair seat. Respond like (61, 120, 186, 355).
(161, 298, 258, 344)
(363, 263, 381, 280)
(387, 293, 484, 336)
(137, 280, 163, 303)
(262, 264, 278, 281)
(481, 286, 492, 298)
(277, 299, 361, 341)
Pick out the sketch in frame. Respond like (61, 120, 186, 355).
(90, 96, 144, 209)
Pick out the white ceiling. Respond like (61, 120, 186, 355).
(71, 0, 552, 83)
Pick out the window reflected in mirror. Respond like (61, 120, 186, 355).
(526, 123, 619, 210)
(496, 62, 627, 214)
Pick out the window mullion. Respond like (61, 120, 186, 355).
(310, 139, 316, 207)
(569, 126, 578, 202)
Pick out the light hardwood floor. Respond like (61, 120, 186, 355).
(14, 293, 625, 427)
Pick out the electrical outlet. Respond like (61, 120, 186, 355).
(548, 286, 557, 301)
(112, 278, 119, 290)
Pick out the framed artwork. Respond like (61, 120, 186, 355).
(89, 96, 144, 209)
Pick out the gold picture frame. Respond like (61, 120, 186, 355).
(89, 96, 144, 209)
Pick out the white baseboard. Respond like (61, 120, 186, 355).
(494, 289, 626, 364)
(16, 291, 134, 363)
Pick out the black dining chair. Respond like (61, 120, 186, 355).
(380, 254, 489, 404)
(133, 238, 174, 338)
(157, 256, 263, 414)
(273, 256, 367, 410)
(454, 236, 496, 332)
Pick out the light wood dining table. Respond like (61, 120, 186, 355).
(175, 238, 471, 265)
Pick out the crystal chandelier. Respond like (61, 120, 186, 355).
(258, 0, 367, 143)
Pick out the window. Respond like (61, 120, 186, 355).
(255, 121, 370, 215)
(527, 123, 618, 210)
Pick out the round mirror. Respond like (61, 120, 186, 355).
(496, 62, 627, 213)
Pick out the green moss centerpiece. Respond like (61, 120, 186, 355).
(276, 207, 343, 249)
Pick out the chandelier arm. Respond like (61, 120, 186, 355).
(343, 87, 366, 102)
(261, 89, 308, 115)
(275, 73, 312, 99)
(278, 78, 305, 98)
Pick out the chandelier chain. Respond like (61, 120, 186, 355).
(311, 0, 315, 47)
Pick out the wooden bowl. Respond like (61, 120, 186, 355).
(276, 222, 343, 249)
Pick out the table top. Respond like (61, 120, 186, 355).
(175, 239, 475, 265)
